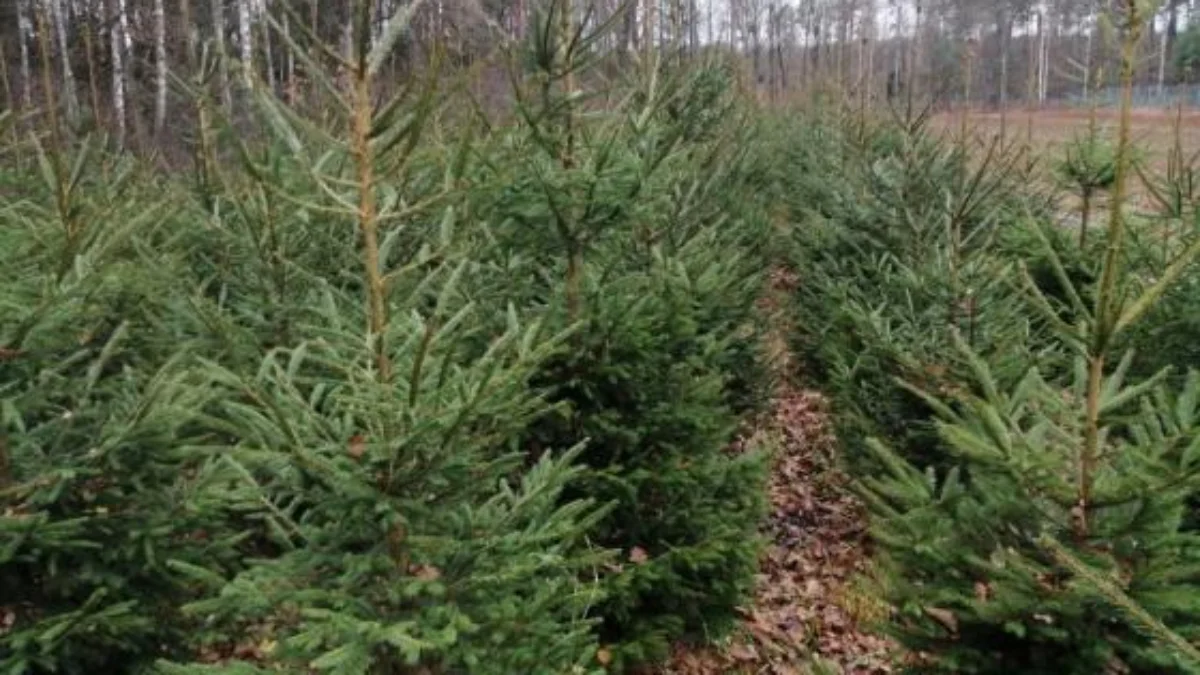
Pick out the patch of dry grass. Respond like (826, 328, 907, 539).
(934, 106, 1200, 211)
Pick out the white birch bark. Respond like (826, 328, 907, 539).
(911, 0, 923, 103)
(50, 0, 79, 124)
(263, 0, 276, 92)
(283, 9, 295, 101)
(856, 4, 866, 89)
(1159, 13, 1170, 98)
(238, 0, 253, 86)
(119, 0, 132, 51)
(866, 0, 876, 103)
(213, 0, 232, 109)
(16, 0, 32, 109)
(891, 0, 901, 96)
(154, 0, 167, 136)
(111, 0, 127, 146)
(1038, 8, 1049, 102)
(180, 0, 196, 64)
(1083, 16, 1092, 100)
(706, 0, 713, 44)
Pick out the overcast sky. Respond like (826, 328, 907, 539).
(692, 0, 1190, 43)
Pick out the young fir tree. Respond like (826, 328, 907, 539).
(784, 106, 1041, 474)
(860, 2, 1200, 672)
(1054, 100, 1116, 249)
(1124, 103, 1200, 385)
(159, 283, 609, 674)
(4, 3, 633, 673)
(473, 1, 771, 667)
(0, 134, 246, 673)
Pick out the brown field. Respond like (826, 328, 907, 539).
(936, 106, 1200, 162)
(932, 106, 1200, 213)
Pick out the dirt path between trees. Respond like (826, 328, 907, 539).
(657, 269, 895, 674)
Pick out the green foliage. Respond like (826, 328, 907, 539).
(145, 34, 617, 669)
(477, 41, 773, 668)
(1175, 22, 1200, 82)
(1128, 262, 1200, 382)
(1126, 109, 1200, 386)
(788, 15, 1200, 666)
(786, 59, 1200, 667)
(0, 140, 243, 674)
(522, 257, 768, 669)
(1055, 129, 1117, 196)
(784, 111, 1046, 471)
(0, 127, 615, 675)
(860, 351, 1200, 673)
(1055, 121, 1117, 248)
(161, 287, 609, 674)
(1, 8, 775, 674)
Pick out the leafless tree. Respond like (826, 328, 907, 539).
(5, 0, 1199, 155)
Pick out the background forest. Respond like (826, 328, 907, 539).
(8, 0, 1200, 147)
(9, 0, 1200, 674)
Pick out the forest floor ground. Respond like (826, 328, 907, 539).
(658, 268, 895, 675)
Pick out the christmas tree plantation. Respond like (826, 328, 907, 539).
(784, 3, 1200, 671)
(0, 3, 774, 673)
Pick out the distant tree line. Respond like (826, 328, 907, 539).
(3, 0, 1200, 152)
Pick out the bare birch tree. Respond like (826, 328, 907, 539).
(16, 0, 32, 110)
(238, 0, 253, 87)
(110, 0, 127, 146)
(213, 0, 232, 108)
(154, 0, 168, 136)
(50, 0, 79, 124)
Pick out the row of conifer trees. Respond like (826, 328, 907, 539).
(0, 4, 783, 673)
(20, 0, 1200, 672)
(787, 2, 1200, 672)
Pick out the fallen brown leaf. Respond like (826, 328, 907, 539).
(412, 565, 442, 582)
(727, 643, 758, 662)
(348, 434, 366, 460)
(922, 607, 959, 635)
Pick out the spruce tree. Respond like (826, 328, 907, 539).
(0, 137, 243, 673)
(159, 290, 609, 674)
(148, 3, 615, 671)
(471, 5, 772, 667)
(2, 2, 777, 672)
(860, 3, 1200, 671)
